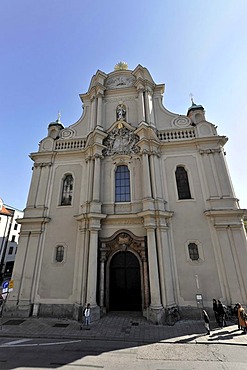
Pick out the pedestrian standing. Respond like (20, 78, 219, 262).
(234, 303, 240, 329)
(84, 303, 91, 329)
(213, 299, 219, 325)
(217, 300, 226, 327)
(237, 303, 247, 334)
(80, 303, 91, 330)
(202, 309, 210, 335)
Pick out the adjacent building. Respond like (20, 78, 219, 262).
(0, 199, 23, 281)
(6, 63, 247, 323)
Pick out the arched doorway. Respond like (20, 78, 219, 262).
(109, 251, 142, 311)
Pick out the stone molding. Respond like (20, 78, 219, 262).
(199, 148, 222, 155)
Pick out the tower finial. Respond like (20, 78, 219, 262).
(114, 62, 128, 71)
(56, 110, 61, 123)
(189, 93, 195, 105)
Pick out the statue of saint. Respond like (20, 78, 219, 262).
(116, 104, 126, 121)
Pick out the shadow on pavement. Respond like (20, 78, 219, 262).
(0, 312, 244, 370)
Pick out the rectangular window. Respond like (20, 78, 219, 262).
(11, 235, 16, 242)
(56, 245, 64, 262)
(175, 166, 192, 199)
(188, 243, 199, 261)
(8, 246, 14, 255)
(61, 174, 73, 206)
(115, 165, 131, 202)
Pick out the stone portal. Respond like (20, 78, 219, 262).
(109, 251, 141, 311)
(99, 230, 149, 315)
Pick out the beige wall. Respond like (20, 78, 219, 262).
(6, 64, 247, 322)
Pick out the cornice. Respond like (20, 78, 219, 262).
(204, 209, 246, 218)
(18, 216, 51, 225)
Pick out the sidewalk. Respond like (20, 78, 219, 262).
(0, 311, 247, 346)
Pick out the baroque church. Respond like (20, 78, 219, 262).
(6, 63, 247, 323)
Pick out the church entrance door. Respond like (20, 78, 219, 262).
(109, 251, 141, 311)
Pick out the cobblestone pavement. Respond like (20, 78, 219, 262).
(0, 311, 246, 346)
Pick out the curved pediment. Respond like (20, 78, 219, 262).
(196, 121, 217, 137)
(106, 119, 134, 134)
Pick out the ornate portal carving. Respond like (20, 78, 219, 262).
(99, 231, 150, 311)
(103, 126, 140, 156)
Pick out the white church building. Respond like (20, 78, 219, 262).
(6, 63, 247, 323)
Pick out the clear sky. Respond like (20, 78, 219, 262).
(1, 0, 246, 211)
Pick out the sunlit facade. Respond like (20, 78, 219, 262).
(6, 64, 247, 323)
(0, 200, 23, 281)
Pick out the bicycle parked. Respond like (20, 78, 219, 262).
(166, 306, 180, 326)
(225, 305, 238, 324)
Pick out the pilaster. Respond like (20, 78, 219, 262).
(205, 209, 247, 303)
(84, 213, 106, 321)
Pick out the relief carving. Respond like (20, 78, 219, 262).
(103, 125, 140, 156)
(101, 232, 144, 258)
(199, 148, 222, 155)
(104, 96, 137, 103)
(106, 75, 135, 89)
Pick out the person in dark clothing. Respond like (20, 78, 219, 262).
(218, 300, 226, 327)
(213, 299, 219, 325)
(234, 303, 240, 329)
(202, 309, 210, 335)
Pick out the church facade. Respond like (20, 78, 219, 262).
(6, 63, 247, 323)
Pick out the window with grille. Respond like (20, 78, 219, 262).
(115, 165, 131, 202)
(60, 174, 73, 205)
(175, 166, 192, 199)
(188, 243, 199, 261)
(55, 245, 64, 262)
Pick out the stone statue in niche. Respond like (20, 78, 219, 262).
(103, 126, 140, 156)
(116, 104, 126, 121)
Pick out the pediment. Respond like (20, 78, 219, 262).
(196, 121, 217, 137)
(106, 120, 134, 133)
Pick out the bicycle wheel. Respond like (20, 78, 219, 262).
(167, 314, 175, 326)
(174, 311, 181, 322)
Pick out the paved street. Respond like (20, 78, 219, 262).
(0, 312, 247, 369)
(0, 311, 247, 346)
(0, 335, 247, 370)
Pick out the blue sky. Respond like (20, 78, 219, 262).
(1, 0, 247, 210)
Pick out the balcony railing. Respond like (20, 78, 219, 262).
(157, 128, 195, 142)
(55, 139, 86, 151)
(54, 128, 195, 152)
